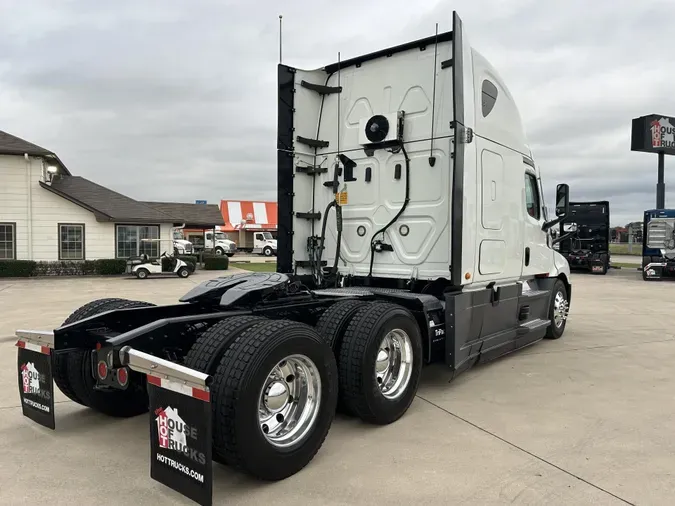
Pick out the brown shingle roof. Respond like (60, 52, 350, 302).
(0, 130, 54, 157)
(141, 201, 225, 228)
(41, 176, 176, 223)
(39, 175, 224, 227)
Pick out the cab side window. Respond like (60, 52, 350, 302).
(524, 173, 541, 220)
(255, 233, 263, 241)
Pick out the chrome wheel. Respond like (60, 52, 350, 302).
(258, 354, 322, 449)
(375, 329, 413, 400)
(553, 290, 569, 328)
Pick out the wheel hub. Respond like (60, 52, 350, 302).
(376, 349, 390, 374)
(264, 381, 289, 412)
(374, 329, 413, 400)
(258, 355, 321, 448)
(553, 291, 569, 328)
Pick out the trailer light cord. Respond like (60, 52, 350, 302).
(368, 142, 410, 277)
(307, 72, 335, 286)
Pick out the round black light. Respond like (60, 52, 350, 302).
(365, 115, 390, 143)
(357, 225, 366, 237)
(399, 224, 409, 237)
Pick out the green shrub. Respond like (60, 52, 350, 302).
(93, 259, 127, 275)
(176, 255, 197, 272)
(0, 260, 37, 278)
(204, 255, 229, 270)
(0, 258, 127, 277)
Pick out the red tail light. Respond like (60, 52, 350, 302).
(97, 361, 108, 380)
(117, 367, 129, 387)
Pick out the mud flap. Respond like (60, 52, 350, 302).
(120, 346, 213, 506)
(590, 262, 605, 273)
(15, 330, 56, 430)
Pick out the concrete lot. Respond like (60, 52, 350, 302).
(0, 268, 673, 505)
(611, 254, 640, 265)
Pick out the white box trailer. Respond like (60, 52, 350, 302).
(14, 12, 572, 505)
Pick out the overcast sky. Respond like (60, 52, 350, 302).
(0, 0, 673, 226)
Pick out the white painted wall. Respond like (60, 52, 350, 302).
(0, 154, 172, 261)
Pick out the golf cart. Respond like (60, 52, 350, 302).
(126, 239, 193, 279)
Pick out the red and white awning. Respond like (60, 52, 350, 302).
(220, 200, 277, 232)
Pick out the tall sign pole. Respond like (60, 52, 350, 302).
(631, 114, 675, 209)
(657, 151, 665, 209)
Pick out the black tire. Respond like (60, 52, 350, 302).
(183, 316, 268, 466)
(53, 298, 130, 405)
(66, 300, 156, 417)
(226, 253, 235, 258)
(593, 254, 609, 275)
(338, 303, 423, 425)
(178, 266, 190, 278)
(183, 316, 268, 376)
(315, 299, 371, 353)
(215, 247, 225, 256)
(315, 300, 372, 413)
(136, 268, 149, 279)
(211, 319, 338, 480)
(263, 246, 273, 257)
(545, 279, 569, 339)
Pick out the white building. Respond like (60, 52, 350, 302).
(0, 130, 223, 262)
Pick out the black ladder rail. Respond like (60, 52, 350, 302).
(300, 80, 342, 95)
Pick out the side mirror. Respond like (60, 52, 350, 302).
(555, 183, 570, 217)
(542, 183, 570, 232)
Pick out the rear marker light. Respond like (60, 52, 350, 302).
(97, 361, 108, 380)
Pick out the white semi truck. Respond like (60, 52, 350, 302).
(14, 12, 571, 505)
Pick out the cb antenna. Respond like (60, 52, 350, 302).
(279, 15, 283, 63)
(429, 22, 439, 167)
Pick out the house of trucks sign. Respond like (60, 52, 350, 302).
(631, 114, 675, 155)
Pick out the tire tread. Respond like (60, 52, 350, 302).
(212, 319, 336, 479)
(338, 302, 422, 424)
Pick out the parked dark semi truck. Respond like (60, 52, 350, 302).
(14, 12, 573, 505)
(554, 201, 610, 275)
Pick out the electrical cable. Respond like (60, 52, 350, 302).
(368, 142, 410, 277)
(307, 72, 335, 284)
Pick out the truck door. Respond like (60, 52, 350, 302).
(522, 167, 553, 276)
(254, 233, 264, 253)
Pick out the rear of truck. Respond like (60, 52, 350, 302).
(556, 201, 610, 274)
(642, 208, 675, 280)
(278, 32, 456, 284)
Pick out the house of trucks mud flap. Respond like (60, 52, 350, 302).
(16, 331, 56, 430)
(14, 332, 214, 506)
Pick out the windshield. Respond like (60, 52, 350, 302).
(262, 232, 273, 240)
(214, 232, 228, 241)
(173, 231, 184, 240)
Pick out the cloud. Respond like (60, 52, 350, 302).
(0, 0, 674, 226)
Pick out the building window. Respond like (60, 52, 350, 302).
(524, 173, 541, 220)
(0, 223, 16, 259)
(58, 224, 85, 260)
(116, 225, 160, 258)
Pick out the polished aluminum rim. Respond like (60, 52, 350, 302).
(375, 329, 413, 400)
(258, 354, 321, 448)
(553, 290, 569, 328)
